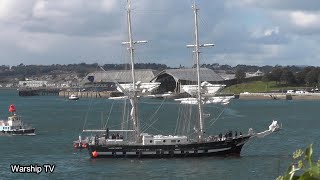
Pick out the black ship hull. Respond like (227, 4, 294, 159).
(87, 135, 251, 158)
(1, 128, 36, 135)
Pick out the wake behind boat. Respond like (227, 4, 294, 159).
(0, 104, 35, 136)
(75, 0, 280, 158)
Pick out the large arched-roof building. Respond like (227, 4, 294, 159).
(150, 68, 224, 93)
(82, 69, 159, 91)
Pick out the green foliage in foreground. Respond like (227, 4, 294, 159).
(277, 144, 320, 180)
(222, 81, 307, 94)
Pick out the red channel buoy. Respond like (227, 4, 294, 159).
(92, 151, 99, 158)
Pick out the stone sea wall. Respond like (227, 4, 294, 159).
(59, 91, 123, 98)
(239, 93, 320, 100)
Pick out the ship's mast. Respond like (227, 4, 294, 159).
(187, 1, 214, 141)
(122, 0, 147, 142)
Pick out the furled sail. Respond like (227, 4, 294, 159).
(109, 81, 159, 100)
(130, 99, 134, 121)
(117, 81, 160, 93)
(109, 96, 129, 100)
(181, 81, 225, 96)
(175, 96, 234, 105)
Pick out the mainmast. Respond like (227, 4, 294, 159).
(187, 1, 214, 141)
(122, 0, 147, 142)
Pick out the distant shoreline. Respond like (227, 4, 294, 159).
(0, 87, 17, 90)
(239, 92, 320, 100)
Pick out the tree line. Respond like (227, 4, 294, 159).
(0, 63, 168, 81)
(0, 62, 319, 87)
(262, 66, 320, 87)
(231, 65, 320, 87)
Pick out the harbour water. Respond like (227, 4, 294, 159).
(0, 89, 319, 179)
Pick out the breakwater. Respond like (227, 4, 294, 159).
(18, 88, 60, 96)
(59, 91, 123, 98)
(18, 88, 123, 98)
(239, 92, 320, 100)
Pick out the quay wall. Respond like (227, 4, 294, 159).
(18, 88, 320, 100)
(239, 93, 320, 100)
(18, 88, 60, 96)
(59, 91, 123, 98)
(18, 88, 123, 98)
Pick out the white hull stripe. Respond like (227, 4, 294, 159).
(12, 133, 36, 136)
(97, 152, 113, 155)
(236, 142, 246, 146)
(208, 147, 231, 153)
(126, 152, 136, 155)
(142, 152, 156, 155)
(96, 148, 233, 156)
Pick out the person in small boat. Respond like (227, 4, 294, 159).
(94, 135, 99, 145)
(218, 133, 222, 141)
(106, 128, 109, 139)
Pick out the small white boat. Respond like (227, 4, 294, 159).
(68, 94, 79, 100)
(0, 104, 36, 136)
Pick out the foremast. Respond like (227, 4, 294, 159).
(187, 1, 214, 141)
(122, 0, 147, 142)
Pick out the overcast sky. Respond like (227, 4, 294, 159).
(0, 0, 320, 67)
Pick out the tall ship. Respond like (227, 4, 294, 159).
(76, 0, 280, 158)
(0, 104, 36, 135)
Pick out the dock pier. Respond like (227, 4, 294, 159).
(18, 88, 123, 98)
(58, 91, 123, 98)
(239, 92, 320, 100)
(18, 88, 60, 96)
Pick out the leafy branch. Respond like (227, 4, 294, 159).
(277, 144, 320, 180)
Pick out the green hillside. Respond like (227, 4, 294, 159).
(221, 81, 307, 94)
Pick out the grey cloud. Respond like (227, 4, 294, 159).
(233, 0, 320, 11)
(1, 0, 320, 67)
(268, 11, 320, 36)
(19, 1, 125, 37)
(250, 33, 290, 45)
(22, 12, 124, 37)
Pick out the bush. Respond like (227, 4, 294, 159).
(277, 144, 320, 180)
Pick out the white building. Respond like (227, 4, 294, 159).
(19, 80, 48, 88)
(246, 70, 264, 78)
